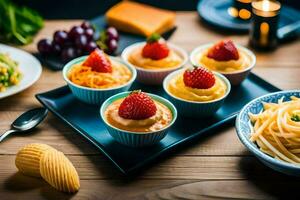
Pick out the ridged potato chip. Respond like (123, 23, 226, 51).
(15, 143, 54, 177)
(15, 143, 80, 193)
(40, 149, 80, 193)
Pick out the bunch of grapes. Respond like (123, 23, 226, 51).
(37, 21, 96, 62)
(96, 27, 119, 55)
(37, 22, 119, 62)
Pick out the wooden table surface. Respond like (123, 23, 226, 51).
(1, 12, 300, 199)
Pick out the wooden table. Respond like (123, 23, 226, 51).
(1, 12, 300, 199)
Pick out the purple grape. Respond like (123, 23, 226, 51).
(63, 40, 73, 47)
(37, 39, 53, 55)
(61, 47, 77, 61)
(53, 30, 69, 46)
(81, 21, 91, 30)
(74, 35, 88, 49)
(68, 26, 84, 41)
(106, 39, 118, 54)
(85, 41, 97, 53)
(52, 41, 62, 55)
(84, 28, 94, 41)
(76, 48, 83, 56)
(106, 27, 119, 41)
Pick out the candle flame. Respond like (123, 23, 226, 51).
(262, 0, 270, 11)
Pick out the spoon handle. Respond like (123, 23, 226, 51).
(0, 129, 16, 142)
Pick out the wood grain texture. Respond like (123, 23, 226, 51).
(0, 11, 300, 199)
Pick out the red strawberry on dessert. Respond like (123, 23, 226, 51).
(207, 40, 239, 61)
(183, 66, 215, 89)
(142, 33, 170, 60)
(82, 48, 112, 73)
(118, 90, 157, 120)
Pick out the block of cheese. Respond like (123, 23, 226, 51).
(106, 1, 176, 37)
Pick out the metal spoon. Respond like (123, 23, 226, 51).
(0, 107, 48, 142)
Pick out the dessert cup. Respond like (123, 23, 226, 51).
(190, 44, 256, 85)
(163, 69, 231, 118)
(100, 91, 177, 147)
(63, 56, 136, 105)
(122, 42, 188, 85)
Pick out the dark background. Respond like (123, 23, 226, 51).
(13, 0, 300, 19)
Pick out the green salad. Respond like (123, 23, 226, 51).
(0, 0, 44, 45)
(0, 53, 22, 92)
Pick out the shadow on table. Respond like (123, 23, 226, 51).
(4, 172, 45, 191)
(46, 114, 126, 178)
(47, 111, 235, 182)
(238, 155, 300, 198)
(4, 172, 75, 199)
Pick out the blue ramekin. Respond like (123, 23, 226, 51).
(236, 90, 300, 176)
(163, 69, 231, 118)
(100, 91, 177, 147)
(63, 56, 137, 105)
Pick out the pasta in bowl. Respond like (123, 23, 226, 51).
(68, 59, 132, 89)
(63, 50, 136, 105)
(236, 90, 300, 176)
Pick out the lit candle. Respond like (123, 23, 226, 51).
(229, 0, 252, 20)
(249, 0, 281, 50)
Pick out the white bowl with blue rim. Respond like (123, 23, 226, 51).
(163, 69, 231, 118)
(236, 90, 300, 176)
(100, 91, 177, 147)
(63, 56, 137, 105)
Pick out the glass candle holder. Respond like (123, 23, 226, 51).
(228, 0, 252, 20)
(249, 0, 281, 50)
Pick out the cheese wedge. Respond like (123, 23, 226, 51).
(106, 1, 176, 37)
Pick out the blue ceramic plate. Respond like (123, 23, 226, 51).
(36, 73, 279, 174)
(197, 0, 300, 33)
(236, 90, 300, 176)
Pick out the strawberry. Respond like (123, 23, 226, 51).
(142, 33, 170, 60)
(82, 48, 112, 73)
(183, 66, 215, 89)
(118, 90, 157, 120)
(207, 40, 239, 61)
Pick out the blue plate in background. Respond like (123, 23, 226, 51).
(197, 0, 300, 33)
(36, 73, 279, 174)
(236, 90, 300, 176)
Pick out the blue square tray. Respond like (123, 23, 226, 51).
(36, 73, 280, 174)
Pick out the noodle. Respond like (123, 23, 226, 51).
(68, 61, 131, 89)
(249, 96, 300, 165)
